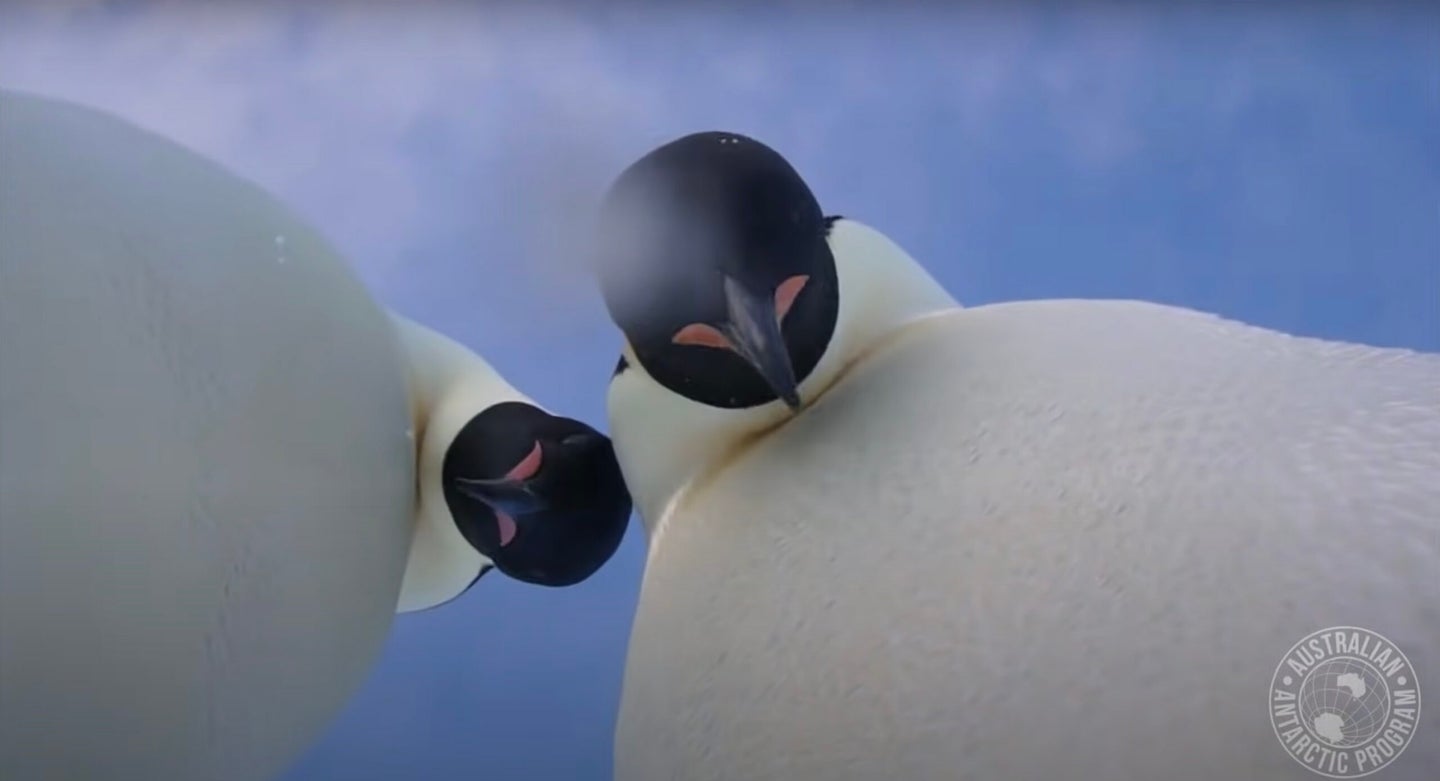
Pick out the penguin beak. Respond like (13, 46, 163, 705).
(453, 476, 547, 518)
(720, 275, 802, 411)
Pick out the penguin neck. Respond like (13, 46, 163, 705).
(608, 218, 959, 545)
(389, 314, 530, 612)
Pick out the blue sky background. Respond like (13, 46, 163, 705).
(2, 2, 1436, 779)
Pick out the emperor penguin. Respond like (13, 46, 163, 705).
(391, 313, 631, 610)
(592, 131, 1440, 781)
(0, 89, 630, 781)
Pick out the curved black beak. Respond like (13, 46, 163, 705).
(453, 475, 547, 517)
(720, 275, 802, 411)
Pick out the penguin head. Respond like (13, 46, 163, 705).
(592, 131, 956, 529)
(441, 401, 631, 587)
(594, 131, 841, 413)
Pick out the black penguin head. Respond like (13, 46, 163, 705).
(594, 131, 840, 412)
(441, 401, 631, 587)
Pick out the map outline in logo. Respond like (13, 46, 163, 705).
(1270, 625, 1422, 778)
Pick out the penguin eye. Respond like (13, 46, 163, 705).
(561, 433, 589, 447)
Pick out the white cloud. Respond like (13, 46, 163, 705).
(8, 1, 1386, 330)
(0, 1, 666, 286)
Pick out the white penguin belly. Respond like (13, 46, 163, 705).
(616, 301, 1440, 781)
(0, 91, 415, 781)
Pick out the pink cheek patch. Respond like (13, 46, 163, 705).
(671, 275, 810, 350)
(506, 441, 543, 480)
(495, 441, 542, 548)
(672, 322, 735, 350)
(774, 274, 809, 323)
(495, 512, 518, 548)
